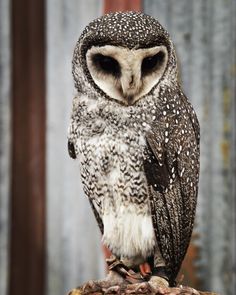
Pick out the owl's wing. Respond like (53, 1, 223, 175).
(67, 96, 104, 235)
(68, 139, 104, 235)
(88, 199, 104, 235)
(144, 91, 200, 285)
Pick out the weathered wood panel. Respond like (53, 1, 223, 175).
(9, 0, 46, 294)
(143, 1, 236, 294)
(0, 0, 11, 295)
(46, 1, 105, 295)
(104, 0, 141, 13)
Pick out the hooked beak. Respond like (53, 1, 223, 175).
(120, 72, 141, 105)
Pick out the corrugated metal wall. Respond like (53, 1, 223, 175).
(0, 1, 235, 295)
(46, 1, 105, 295)
(143, 1, 236, 294)
(0, 0, 11, 294)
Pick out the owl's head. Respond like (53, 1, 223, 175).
(73, 12, 177, 105)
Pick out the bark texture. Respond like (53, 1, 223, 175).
(68, 285, 219, 295)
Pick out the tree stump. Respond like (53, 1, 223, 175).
(68, 285, 219, 295)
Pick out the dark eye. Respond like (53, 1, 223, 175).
(141, 51, 166, 75)
(92, 54, 121, 77)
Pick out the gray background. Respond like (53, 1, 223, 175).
(0, 0, 235, 294)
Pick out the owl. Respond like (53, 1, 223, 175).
(68, 12, 200, 293)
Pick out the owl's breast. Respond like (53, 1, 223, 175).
(77, 116, 156, 256)
(77, 119, 147, 179)
(76, 99, 153, 204)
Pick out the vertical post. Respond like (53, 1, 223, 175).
(9, 0, 46, 294)
(104, 0, 141, 14)
(0, 0, 11, 294)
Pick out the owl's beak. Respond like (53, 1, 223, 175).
(123, 92, 137, 105)
(126, 95, 135, 105)
(120, 73, 141, 105)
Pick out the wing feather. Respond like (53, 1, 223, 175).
(144, 88, 200, 284)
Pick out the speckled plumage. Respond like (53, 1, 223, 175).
(68, 12, 200, 286)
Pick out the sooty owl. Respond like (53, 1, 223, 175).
(68, 11, 200, 293)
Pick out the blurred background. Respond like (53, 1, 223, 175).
(0, 0, 235, 295)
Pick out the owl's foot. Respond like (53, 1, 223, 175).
(106, 256, 146, 284)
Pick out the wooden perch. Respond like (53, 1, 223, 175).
(67, 249, 219, 295)
(68, 285, 219, 295)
